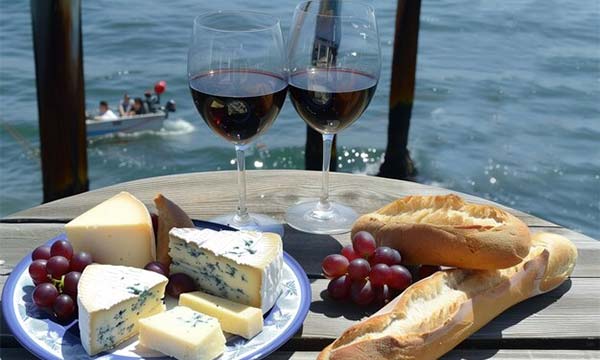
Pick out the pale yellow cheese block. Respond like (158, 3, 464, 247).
(139, 306, 225, 360)
(65, 192, 156, 267)
(180, 291, 263, 339)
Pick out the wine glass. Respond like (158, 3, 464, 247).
(285, 0, 381, 234)
(188, 10, 288, 233)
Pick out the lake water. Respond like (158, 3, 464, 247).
(0, 0, 598, 239)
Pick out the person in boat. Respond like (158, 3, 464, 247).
(128, 97, 147, 116)
(118, 93, 134, 116)
(95, 101, 118, 120)
(144, 90, 159, 113)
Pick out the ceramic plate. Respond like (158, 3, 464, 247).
(2, 220, 311, 360)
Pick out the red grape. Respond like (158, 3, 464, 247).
(151, 213, 159, 238)
(46, 256, 70, 279)
(53, 294, 76, 320)
(51, 240, 73, 260)
(347, 258, 371, 281)
(418, 265, 441, 280)
(352, 231, 376, 258)
(388, 265, 412, 290)
(32, 246, 51, 261)
(166, 273, 196, 298)
(32, 283, 59, 308)
(63, 271, 81, 298)
(369, 263, 391, 287)
(370, 247, 398, 266)
(145, 261, 169, 277)
(70, 252, 93, 273)
(327, 275, 352, 300)
(391, 249, 402, 265)
(350, 280, 375, 306)
(29, 259, 49, 283)
(341, 245, 359, 262)
(374, 285, 391, 305)
(322, 254, 349, 279)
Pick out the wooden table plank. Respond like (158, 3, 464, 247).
(0, 222, 597, 293)
(301, 278, 600, 342)
(1, 349, 599, 360)
(266, 350, 600, 359)
(2, 170, 559, 227)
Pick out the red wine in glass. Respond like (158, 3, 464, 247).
(190, 69, 288, 144)
(289, 68, 377, 134)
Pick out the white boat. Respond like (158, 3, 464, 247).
(86, 111, 167, 137)
(87, 80, 176, 137)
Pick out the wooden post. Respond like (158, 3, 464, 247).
(31, 0, 88, 202)
(378, 0, 419, 179)
(305, 0, 339, 171)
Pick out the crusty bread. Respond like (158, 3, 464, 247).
(318, 232, 577, 360)
(154, 194, 194, 267)
(352, 194, 531, 269)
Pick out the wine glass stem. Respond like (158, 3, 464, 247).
(234, 144, 251, 226)
(317, 134, 334, 212)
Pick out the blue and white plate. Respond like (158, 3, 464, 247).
(2, 220, 311, 360)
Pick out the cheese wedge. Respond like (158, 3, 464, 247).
(169, 228, 283, 313)
(65, 191, 156, 268)
(77, 264, 168, 356)
(179, 290, 263, 339)
(139, 306, 226, 360)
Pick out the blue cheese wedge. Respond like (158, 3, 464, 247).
(139, 306, 225, 360)
(169, 228, 283, 313)
(77, 264, 168, 356)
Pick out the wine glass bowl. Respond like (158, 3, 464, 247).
(285, 0, 381, 234)
(188, 10, 287, 233)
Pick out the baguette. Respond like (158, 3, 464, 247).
(318, 232, 577, 360)
(154, 194, 194, 267)
(352, 194, 531, 269)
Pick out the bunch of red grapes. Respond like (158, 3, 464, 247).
(28, 240, 93, 321)
(323, 231, 441, 306)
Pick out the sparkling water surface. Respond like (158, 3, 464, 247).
(0, 0, 598, 238)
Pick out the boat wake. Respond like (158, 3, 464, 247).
(160, 118, 196, 136)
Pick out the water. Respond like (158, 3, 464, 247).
(0, 0, 598, 239)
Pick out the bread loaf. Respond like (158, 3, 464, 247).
(318, 232, 577, 360)
(352, 194, 531, 269)
(154, 194, 194, 267)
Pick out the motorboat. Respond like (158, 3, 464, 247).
(86, 80, 176, 137)
(86, 110, 171, 137)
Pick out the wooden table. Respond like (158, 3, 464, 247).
(1, 170, 599, 359)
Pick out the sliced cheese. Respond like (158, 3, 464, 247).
(65, 192, 155, 267)
(179, 290, 263, 339)
(139, 306, 225, 360)
(77, 264, 168, 356)
(169, 228, 283, 313)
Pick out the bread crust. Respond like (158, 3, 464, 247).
(318, 232, 577, 360)
(352, 194, 531, 269)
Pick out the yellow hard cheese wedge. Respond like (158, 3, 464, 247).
(139, 306, 225, 360)
(65, 192, 155, 267)
(180, 291, 263, 339)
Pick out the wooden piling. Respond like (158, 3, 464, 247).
(377, 0, 419, 179)
(31, 0, 88, 202)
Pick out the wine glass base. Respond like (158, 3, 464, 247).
(285, 200, 358, 235)
(210, 213, 285, 237)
